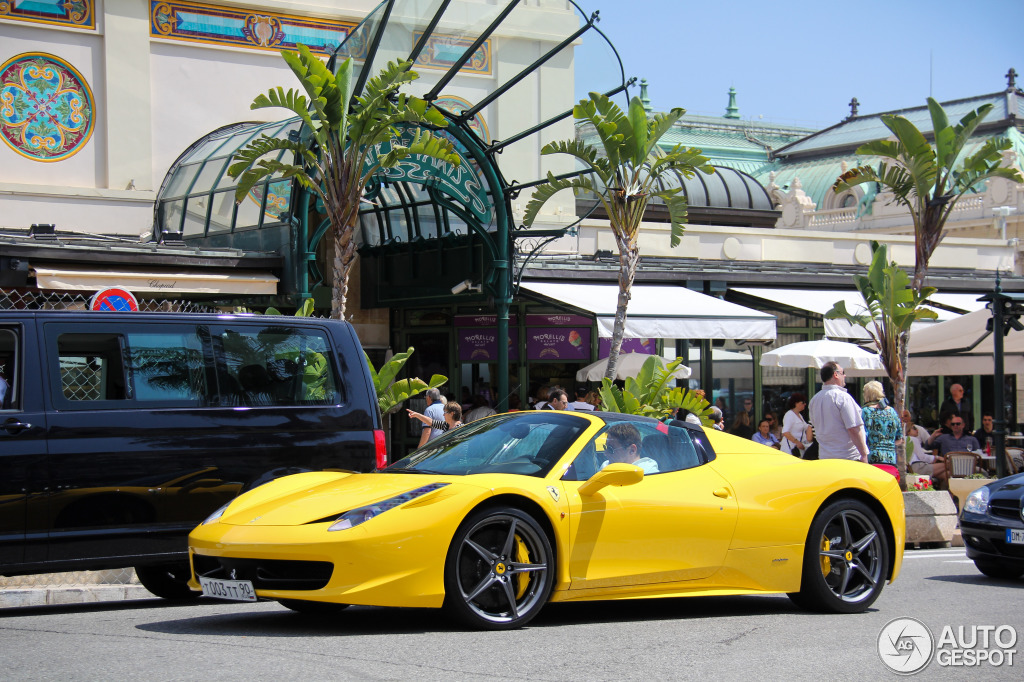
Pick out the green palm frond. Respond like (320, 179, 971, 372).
(375, 128, 461, 170)
(250, 87, 317, 134)
(573, 92, 632, 167)
(228, 134, 316, 179)
(652, 188, 689, 247)
(522, 173, 598, 228)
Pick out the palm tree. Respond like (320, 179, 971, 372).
(229, 45, 462, 320)
(834, 97, 1023, 479)
(523, 92, 714, 380)
(825, 241, 937, 485)
(834, 97, 1022, 294)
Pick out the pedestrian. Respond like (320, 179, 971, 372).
(408, 401, 463, 434)
(533, 385, 550, 410)
(752, 418, 780, 448)
(544, 388, 570, 410)
(765, 411, 782, 441)
(569, 386, 595, 411)
(807, 361, 869, 462)
(861, 381, 901, 466)
(417, 388, 445, 448)
(802, 424, 819, 460)
(780, 393, 810, 457)
(463, 394, 496, 423)
(940, 382, 972, 432)
(585, 390, 602, 411)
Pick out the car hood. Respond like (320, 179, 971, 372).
(219, 472, 468, 527)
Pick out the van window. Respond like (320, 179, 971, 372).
(56, 330, 209, 406)
(212, 325, 341, 406)
(0, 328, 16, 410)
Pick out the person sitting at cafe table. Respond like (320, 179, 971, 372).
(752, 418, 780, 448)
(903, 409, 947, 488)
(929, 414, 980, 457)
(973, 413, 995, 452)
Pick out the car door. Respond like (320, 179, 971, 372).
(0, 319, 48, 568)
(561, 420, 738, 589)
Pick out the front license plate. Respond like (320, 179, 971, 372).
(1007, 529, 1024, 545)
(200, 576, 257, 602)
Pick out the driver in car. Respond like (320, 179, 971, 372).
(600, 423, 659, 474)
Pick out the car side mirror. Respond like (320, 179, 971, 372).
(578, 463, 644, 496)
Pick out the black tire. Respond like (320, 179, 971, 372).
(278, 599, 350, 614)
(788, 499, 889, 614)
(974, 560, 1024, 580)
(135, 563, 201, 601)
(443, 506, 554, 630)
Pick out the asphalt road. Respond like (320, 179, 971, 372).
(1, 548, 1021, 681)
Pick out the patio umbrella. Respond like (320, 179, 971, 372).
(759, 339, 885, 377)
(576, 352, 691, 382)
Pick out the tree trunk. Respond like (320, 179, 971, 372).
(894, 330, 911, 491)
(605, 243, 640, 381)
(330, 211, 359, 321)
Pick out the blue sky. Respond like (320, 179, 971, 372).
(574, 0, 1023, 129)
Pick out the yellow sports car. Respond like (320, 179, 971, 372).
(188, 411, 904, 629)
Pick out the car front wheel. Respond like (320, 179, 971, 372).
(789, 499, 889, 613)
(443, 506, 554, 630)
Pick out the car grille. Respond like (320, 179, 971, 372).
(192, 555, 333, 591)
(989, 499, 1023, 522)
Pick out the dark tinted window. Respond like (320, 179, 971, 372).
(211, 325, 341, 406)
(0, 328, 16, 410)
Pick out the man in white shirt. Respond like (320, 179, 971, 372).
(568, 387, 594, 411)
(807, 361, 869, 462)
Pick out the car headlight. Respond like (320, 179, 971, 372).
(963, 486, 990, 515)
(202, 503, 230, 525)
(328, 483, 448, 531)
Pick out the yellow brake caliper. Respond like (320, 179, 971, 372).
(820, 536, 831, 576)
(515, 535, 531, 599)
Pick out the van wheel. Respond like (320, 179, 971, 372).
(135, 563, 200, 601)
(788, 499, 888, 613)
(278, 599, 350, 614)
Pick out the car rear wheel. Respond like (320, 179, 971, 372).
(443, 507, 553, 630)
(973, 560, 1024, 580)
(135, 563, 201, 601)
(788, 499, 889, 613)
(278, 599, 350, 614)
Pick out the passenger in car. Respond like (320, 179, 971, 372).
(600, 423, 659, 474)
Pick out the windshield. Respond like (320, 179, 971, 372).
(387, 412, 590, 477)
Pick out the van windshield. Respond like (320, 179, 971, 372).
(386, 412, 589, 477)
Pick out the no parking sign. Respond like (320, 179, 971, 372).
(89, 288, 139, 312)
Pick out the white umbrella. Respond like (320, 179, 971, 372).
(576, 352, 691, 382)
(759, 339, 885, 377)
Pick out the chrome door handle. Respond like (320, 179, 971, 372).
(2, 419, 33, 434)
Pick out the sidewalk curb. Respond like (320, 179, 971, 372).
(1, 584, 155, 609)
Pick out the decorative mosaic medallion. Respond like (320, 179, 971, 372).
(0, 53, 95, 162)
(433, 95, 490, 143)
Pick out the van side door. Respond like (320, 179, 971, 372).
(0, 318, 47, 568)
(41, 320, 237, 566)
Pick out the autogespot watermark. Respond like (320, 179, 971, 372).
(878, 617, 1019, 675)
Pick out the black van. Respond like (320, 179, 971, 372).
(0, 311, 383, 599)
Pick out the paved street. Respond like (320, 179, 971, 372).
(1, 548, 1021, 680)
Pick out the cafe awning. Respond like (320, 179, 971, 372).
(32, 266, 278, 295)
(730, 287, 980, 339)
(520, 282, 776, 341)
(909, 308, 1024, 375)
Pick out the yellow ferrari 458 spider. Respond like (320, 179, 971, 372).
(188, 410, 904, 629)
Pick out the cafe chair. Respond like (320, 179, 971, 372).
(1006, 448, 1024, 475)
(944, 451, 981, 479)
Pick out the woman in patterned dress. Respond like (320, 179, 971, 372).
(861, 381, 901, 466)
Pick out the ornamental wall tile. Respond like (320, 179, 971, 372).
(149, 0, 356, 55)
(0, 0, 95, 30)
(413, 31, 492, 76)
(0, 52, 95, 162)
